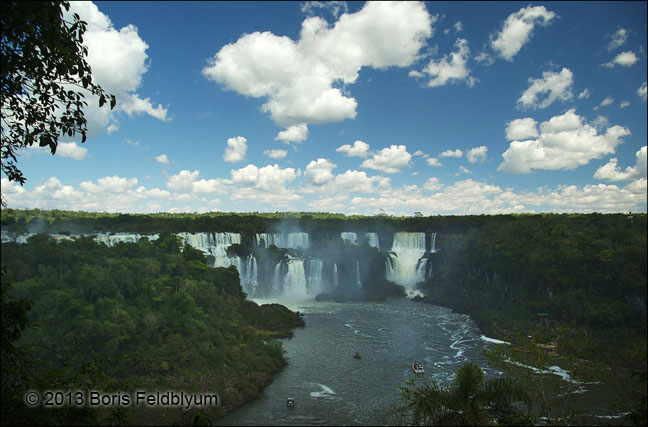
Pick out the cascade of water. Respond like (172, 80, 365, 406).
(356, 259, 362, 288)
(283, 257, 309, 299)
(245, 254, 258, 295)
(430, 232, 437, 253)
(95, 233, 159, 246)
(306, 258, 324, 296)
(365, 232, 380, 250)
(333, 262, 339, 287)
(273, 262, 284, 297)
(255, 232, 310, 249)
(341, 232, 357, 244)
(386, 232, 427, 287)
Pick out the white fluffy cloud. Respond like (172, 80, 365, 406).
(439, 149, 463, 158)
(56, 142, 88, 160)
(466, 146, 488, 163)
(336, 140, 370, 158)
(230, 164, 298, 192)
(155, 154, 170, 164)
(638, 82, 647, 102)
(301, 169, 390, 194)
(578, 89, 591, 99)
(423, 177, 443, 191)
(65, 2, 168, 137)
(263, 149, 288, 159)
(361, 145, 412, 174)
(349, 178, 646, 216)
(606, 27, 628, 51)
(499, 109, 631, 173)
(202, 1, 433, 128)
(426, 158, 442, 167)
(490, 5, 556, 61)
(602, 51, 638, 68)
(305, 158, 337, 185)
(411, 38, 476, 88)
(223, 136, 247, 163)
(598, 96, 614, 108)
(506, 118, 539, 140)
(275, 124, 309, 144)
(594, 146, 647, 182)
(167, 170, 200, 192)
(517, 67, 573, 110)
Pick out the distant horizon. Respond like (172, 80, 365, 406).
(2, 1, 646, 215)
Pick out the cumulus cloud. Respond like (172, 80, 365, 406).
(361, 144, 412, 174)
(439, 149, 463, 158)
(638, 82, 647, 102)
(423, 177, 443, 191)
(578, 89, 591, 99)
(230, 164, 298, 192)
(80, 175, 138, 193)
(411, 38, 476, 88)
(264, 149, 288, 159)
(305, 158, 337, 185)
(202, 1, 433, 128)
(594, 146, 647, 182)
(155, 154, 170, 164)
(517, 67, 573, 110)
(65, 2, 168, 137)
(167, 170, 200, 192)
(56, 142, 88, 160)
(606, 27, 628, 50)
(466, 146, 488, 163)
(506, 118, 539, 140)
(490, 5, 556, 61)
(336, 140, 370, 158)
(223, 136, 247, 163)
(348, 178, 646, 216)
(426, 157, 442, 167)
(602, 51, 638, 68)
(596, 96, 614, 110)
(275, 124, 309, 144)
(620, 101, 630, 108)
(498, 109, 631, 173)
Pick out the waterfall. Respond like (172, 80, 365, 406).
(386, 232, 427, 287)
(255, 232, 310, 249)
(430, 232, 437, 253)
(365, 232, 380, 250)
(341, 232, 357, 244)
(333, 262, 339, 287)
(95, 233, 159, 246)
(356, 259, 362, 288)
(177, 232, 259, 292)
(282, 257, 309, 299)
(306, 258, 324, 296)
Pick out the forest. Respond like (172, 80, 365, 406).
(1, 208, 646, 425)
(1, 229, 304, 425)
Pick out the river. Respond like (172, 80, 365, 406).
(217, 297, 495, 425)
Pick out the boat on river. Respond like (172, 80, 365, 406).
(354, 352, 362, 359)
(412, 361, 425, 374)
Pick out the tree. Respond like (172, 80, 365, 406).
(1, 1, 116, 202)
(393, 363, 532, 426)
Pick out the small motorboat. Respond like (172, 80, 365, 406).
(354, 352, 362, 359)
(412, 361, 425, 375)
(286, 397, 295, 407)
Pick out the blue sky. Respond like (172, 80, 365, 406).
(3, 1, 646, 215)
